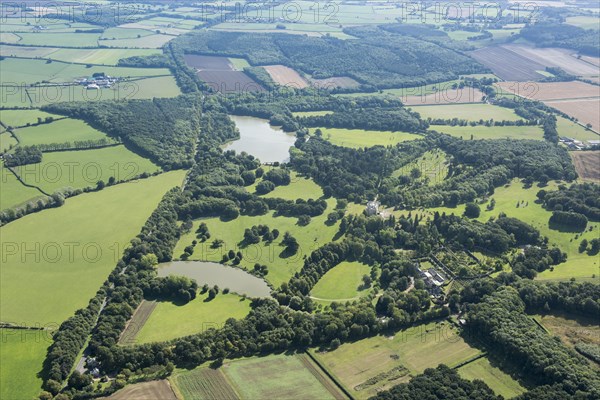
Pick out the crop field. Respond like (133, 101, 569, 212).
(173, 198, 340, 287)
(571, 151, 600, 181)
(184, 54, 263, 93)
(469, 46, 546, 81)
(101, 34, 175, 48)
(402, 87, 485, 105)
(457, 357, 526, 398)
(310, 320, 481, 399)
(229, 57, 251, 70)
(434, 125, 544, 140)
(410, 103, 523, 121)
(1, 58, 170, 85)
(14, 118, 107, 146)
(16, 32, 102, 47)
(545, 98, 600, 132)
(16, 145, 160, 193)
(311, 261, 371, 301)
(0, 166, 44, 210)
(225, 354, 343, 400)
(107, 380, 178, 400)
(1, 46, 161, 65)
(495, 81, 600, 101)
(119, 300, 157, 345)
(533, 313, 600, 348)
(263, 65, 309, 88)
(0, 170, 185, 326)
(133, 293, 252, 344)
(0, 328, 53, 400)
(556, 116, 600, 142)
(0, 109, 63, 128)
(503, 44, 600, 77)
(173, 366, 240, 400)
(311, 127, 423, 149)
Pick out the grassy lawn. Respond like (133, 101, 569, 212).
(224, 354, 338, 400)
(249, 171, 324, 201)
(135, 293, 251, 344)
(556, 116, 599, 142)
(410, 104, 524, 122)
(0, 109, 63, 128)
(311, 261, 371, 300)
(0, 165, 43, 210)
(0, 328, 52, 400)
(311, 127, 423, 149)
(173, 198, 341, 288)
(434, 125, 544, 140)
(0, 170, 185, 326)
(17, 145, 160, 193)
(457, 357, 526, 399)
(310, 320, 481, 399)
(14, 118, 108, 146)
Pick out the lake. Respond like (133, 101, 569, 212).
(224, 115, 296, 163)
(157, 260, 271, 298)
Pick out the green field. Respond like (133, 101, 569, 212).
(135, 293, 252, 344)
(311, 261, 371, 301)
(173, 198, 341, 287)
(0, 170, 185, 326)
(457, 357, 526, 398)
(310, 320, 481, 399)
(229, 57, 251, 70)
(0, 165, 44, 210)
(565, 15, 600, 30)
(1, 46, 161, 65)
(292, 111, 333, 117)
(251, 171, 324, 201)
(1, 58, 170, 85)
(0, 109, 63, 128)
(434, 125, 544, 140)
(14, 118, 108, 146)
(0, 328, 53, 400)
(16, 32, 101, 47)
(17, 145, 160, 193)
(173, 354, 341, 400)
(410, 104, 524, 122)
(225, 355, 338, 400)
(101, 34, 175, 48)
(311, 127, 423, 149)
(0, 132, 18, 152)
(556, 116, 600, 142)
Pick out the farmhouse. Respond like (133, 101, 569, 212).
(366, 200, 380, 216)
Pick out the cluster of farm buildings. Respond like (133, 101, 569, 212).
(74, 75, 122, 90)
(559, 136, 600, 150)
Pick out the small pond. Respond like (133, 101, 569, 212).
(157, 260, 271, 298)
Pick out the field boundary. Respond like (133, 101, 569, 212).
(304, 350, 354, 400)
(118, 300, 157, 345)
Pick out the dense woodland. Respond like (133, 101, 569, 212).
(42, 96, 202, 169)
(174, 24, 486, 90)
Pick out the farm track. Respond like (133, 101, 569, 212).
(301, 353, 351, 400)
(118, 300, 157, 345)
